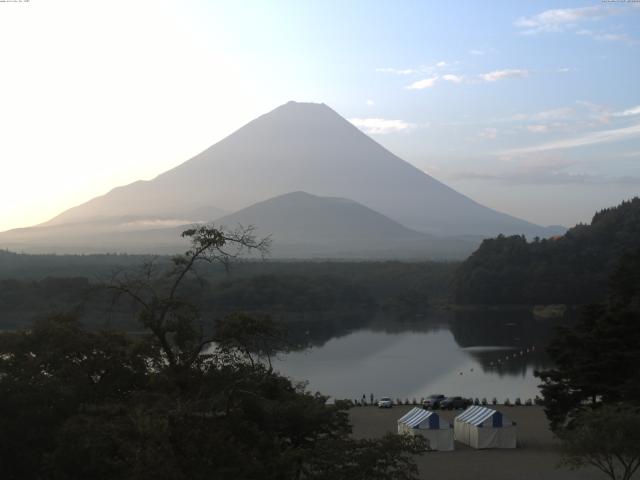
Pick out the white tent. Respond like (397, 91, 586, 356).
(397, 407, 454, 451)
(454, 406, 516, 449)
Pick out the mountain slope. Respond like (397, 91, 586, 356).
(43, 101, 557, 238)
(0, 219, 190, 254)
(0, 192, 476, 258)
(214, 191, 475, 259)
(217, 191, 426, 244)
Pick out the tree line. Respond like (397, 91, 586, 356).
(0, 260, 456, 330)
(453, 198, 640, 305)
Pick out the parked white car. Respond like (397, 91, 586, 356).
(377, 397, 393, 408)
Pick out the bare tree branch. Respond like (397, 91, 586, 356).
(106, 224, 270, 377)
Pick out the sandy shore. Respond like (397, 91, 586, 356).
(349, 405, 605, 480)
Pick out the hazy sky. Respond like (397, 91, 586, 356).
(1, 0, 639, 232)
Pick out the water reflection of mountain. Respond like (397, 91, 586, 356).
(279, 310, 448, 351)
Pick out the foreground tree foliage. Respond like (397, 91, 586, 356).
(559, 404, 640, 480)
(0, 313, 156, 479)
(536, 251, 640, 478)
(0, 225, 426, 480)
(536, 251, 640, 430)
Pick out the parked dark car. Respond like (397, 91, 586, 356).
(440, 396, 473, 410)
(422, 394, 445, 410)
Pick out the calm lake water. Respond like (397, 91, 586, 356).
(272, 310, 559, 402)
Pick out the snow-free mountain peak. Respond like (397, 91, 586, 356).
(2, 101, 563, 256)
(214, 191, 474, 259)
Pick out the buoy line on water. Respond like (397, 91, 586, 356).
(488, 345, 537, 368)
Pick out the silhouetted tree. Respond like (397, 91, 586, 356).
(536, 251, 640, 430)
(0, 313, 158, 480)
(559, 404, 640, 480)
(108, 224, 270, 375)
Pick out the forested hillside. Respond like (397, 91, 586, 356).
(0, 250, 152, 279)
(453, 198, 640, 305)
(0, 258, 457, 330)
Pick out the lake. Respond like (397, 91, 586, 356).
(272, 309, 559, 403)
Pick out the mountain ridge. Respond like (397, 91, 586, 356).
(1, 101, 565, 257)
(0, 191, 476, 259)
(40, 101, 559, 237)
(212, 191, 474, 259)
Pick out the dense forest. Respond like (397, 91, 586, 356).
(453, 198, 640, 305)
(0, 250, 149, 279)
(532, 251, 640, 480)
(0, 255, 457, 330)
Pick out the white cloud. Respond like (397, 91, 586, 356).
(480, 69, 529, 82)
(577, 29, 636, 44)
(597, 33, 627, 41)
(576, 100, 612, 124)
(526, 125, 549, 133)
(404, 72, 466, 90)
(377, 61, 457, 77)
(470, 48, 499, 56)
(479, 127, 498, 140)
(442, 74, 464, 84)
(349, 118, 416, 134)
(514, 6, 636, 43)
(451, 154, 638, 187)
(511, 107, 574, 122)
(515, 6, 615, 34)
(365, 99, 375, 106)
(557, 67, 572, 73)
(375, 67, 416, 75)
(614, 105, 640, 117)
(406, 76, 438, 90)
(452, 168, 640, 187)
(500, 123, 640, 156)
